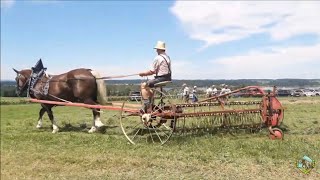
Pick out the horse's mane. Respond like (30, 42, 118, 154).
(21, 68, 53, 78)
(44, 71, 53, 78)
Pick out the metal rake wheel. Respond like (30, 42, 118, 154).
(269, 127, 284, 140)
(119, 93, 176, 145)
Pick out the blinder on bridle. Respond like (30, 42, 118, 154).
(13, 68, 30, 96)
(13, 59, 48, 96)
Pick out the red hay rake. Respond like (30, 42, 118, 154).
(30, 86, 285, 145)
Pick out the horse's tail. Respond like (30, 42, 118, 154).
(90, 70, 108, 105)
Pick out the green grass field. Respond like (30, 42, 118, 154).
(1, 97, 320, 179)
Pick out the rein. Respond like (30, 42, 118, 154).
(30, 87, 71, 103)
(29, 73, 140, 83)
(98, 73, 139, 80)
(16, 71, 140, 103)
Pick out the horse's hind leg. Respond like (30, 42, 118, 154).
(84, 99, 105, 133)
(88, 109, 104, 133)
(93, 108, 104, 127)
(36, 106, 46, 129)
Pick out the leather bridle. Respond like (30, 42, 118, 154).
(15, 73, 30, 96)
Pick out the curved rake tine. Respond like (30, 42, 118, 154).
(153, 128, 164, 144)
(123, 116, 141, 142)
(132, 128, 142, 141)
(147, 127, 155, 144)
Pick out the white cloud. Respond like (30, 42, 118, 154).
(1, 0, 15, 9)
(210, 44, 320, 79)
(170, 1, 320, 48)
(170, 1, 320, 79)
(3, 48, 319, 80)
(171, 60, 194, 79)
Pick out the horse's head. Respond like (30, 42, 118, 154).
(12, 68, 32, 96)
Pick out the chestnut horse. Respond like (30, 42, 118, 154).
(13, 68, 107, 133)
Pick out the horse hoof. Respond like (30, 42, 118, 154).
(95, 121, 105, 128)
(88, 127, 97, 133)
(52, 129, 59, 133)
(36, 125, 42, 129)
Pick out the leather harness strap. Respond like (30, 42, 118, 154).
(157, 54, 171, 77)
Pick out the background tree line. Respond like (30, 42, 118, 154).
(1, 79, 319, 97)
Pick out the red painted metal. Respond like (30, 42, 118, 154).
(269, 128, 284, 140)
(29, 98, 139, 113)
(150, 108, 262, 118)
(270, 97, 284, 126)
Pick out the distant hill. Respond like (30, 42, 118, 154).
(2, 79, 320, 87)
(1, 81, 16, 86)
(104, 79, 320, 88)
(2, 79, 319, 97)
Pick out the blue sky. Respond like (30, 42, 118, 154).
(1, 1, 320, 80)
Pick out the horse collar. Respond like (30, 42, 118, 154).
(43, 76, 52, 96)
(28, 69, 46, 97)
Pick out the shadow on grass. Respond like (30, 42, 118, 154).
(38, 123, 119, 134)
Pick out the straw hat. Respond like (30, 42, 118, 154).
(154, 41, 166, 50)
(182, 83, 187, 86)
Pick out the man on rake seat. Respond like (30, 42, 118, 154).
(138, 40, 172, 113)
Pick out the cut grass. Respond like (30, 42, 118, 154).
(1, 97, 320, 179)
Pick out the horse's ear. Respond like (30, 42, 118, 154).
(13, 68, 19, 74)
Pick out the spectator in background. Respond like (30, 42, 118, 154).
(220, 85, 227, 95)
(212, 85, 218, 96)
(225, 85, 231, 94)
(192, 86, 198, 103)
(220, 85, 231, 102)
(206, 86, 213, 98)
(220, 85, 231, 95)
(182, 83, 190, 103)
(274, 86, 278, 96)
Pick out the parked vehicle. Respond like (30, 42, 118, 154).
(129, 91, 142, 101)
(302, 89, 316, 97)
(292, 89, 315, 97)
(310, 89, 320, 96)
(277, 89, 293, 97)
(292, 89, 304, 97)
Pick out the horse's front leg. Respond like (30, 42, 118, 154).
(36, 107, 47, 129)
(47, 107, 59, 133)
